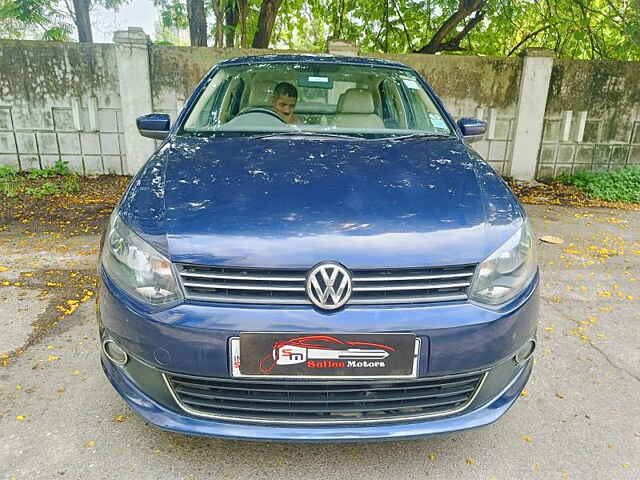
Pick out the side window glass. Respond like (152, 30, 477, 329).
(403, 83, 450, 134)
(381, 80, 400, 129)
(184, 71, 229, 131)
(378, 82, 391, 124)
(409, 90, 430, 129)
(229, 79, 245, 117)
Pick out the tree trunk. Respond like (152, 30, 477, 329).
(225, 0, 239, 47)
(416, 0, 486, 54)
(187, 0, 208, 47)
(237, 0, 248, 47)
(72, 0, 93, 43)
(212, 0, 225, 47)
(251, 0, 283, 48)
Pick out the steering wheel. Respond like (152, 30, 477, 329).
(237, 107, 286, 123)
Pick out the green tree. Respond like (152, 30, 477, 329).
(273, 0, 640, 60)
(0, 0, 74, 40)
(5, 0, 636, 61)
(0, 0, 130, 42)
(155, 0, 286, 48)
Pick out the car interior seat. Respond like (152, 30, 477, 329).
(245, 81, 277, 108)
(333, 88, 384, 129)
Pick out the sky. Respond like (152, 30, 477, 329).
(92, 0, 159, 43)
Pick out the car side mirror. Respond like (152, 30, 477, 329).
(457, 118, 486, 143)
(137, 114, 170, 140)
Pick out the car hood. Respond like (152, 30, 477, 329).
(119, 135, 523, 268)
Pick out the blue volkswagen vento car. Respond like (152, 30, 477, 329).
(98, 54, 539, 442)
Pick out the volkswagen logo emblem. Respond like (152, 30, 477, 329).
(306, 262, 352, 310)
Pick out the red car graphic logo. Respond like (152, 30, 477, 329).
(259, 335, 395, 373)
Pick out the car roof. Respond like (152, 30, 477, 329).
(217, 54, 413, 71)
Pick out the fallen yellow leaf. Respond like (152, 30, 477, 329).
(427, 454, 437, 461)
(114, 415, 127, 423)
(16, 415, 25, 421)
(520, 389, 529, 397)
(0, 266, 9, 272)
(71, 369, 80, 375)
(465, 458, 476, 465)
(85, 441, 96, 448)
(540, 235, 564, 245)
(47, 355, 60, 362)
(523, 436, 533, 442)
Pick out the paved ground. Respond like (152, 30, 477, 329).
(1, 204, 639, 480)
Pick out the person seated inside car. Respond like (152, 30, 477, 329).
(271, 82, 301, 125)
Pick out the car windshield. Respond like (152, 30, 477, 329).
(180, 62, 454, 138)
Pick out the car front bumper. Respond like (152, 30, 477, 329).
(97, 270, 539, 442)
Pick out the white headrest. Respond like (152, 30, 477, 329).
(338, 88, 375, 114)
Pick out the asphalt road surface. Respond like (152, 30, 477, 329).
(1, 204, 639, 480)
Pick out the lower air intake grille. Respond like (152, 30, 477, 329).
(164, 371, 486, 424)
(176, 264, 477, 306)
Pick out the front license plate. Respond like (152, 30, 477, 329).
(231, 333, 420, 379)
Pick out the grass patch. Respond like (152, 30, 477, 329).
(0, 165, 22, 197)
(26, 159, 73, 178)
(558, 167, 640, 204)
(0, 160, 79, 198)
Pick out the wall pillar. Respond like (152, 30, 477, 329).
(326, 38, 358, 56)
(509, 48, 555, 181)
(114, 27, 155, 175)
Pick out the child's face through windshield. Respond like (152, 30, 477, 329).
(272, 94, 297, 122)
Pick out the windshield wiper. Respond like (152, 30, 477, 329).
(251, 131, 362, 140)
(388, 133, 453, 141)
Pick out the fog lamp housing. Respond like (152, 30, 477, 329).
(103, 339, 129, 366)
(514, 339, 536, 365)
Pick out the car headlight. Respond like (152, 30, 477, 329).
(469, 218, 537, 306)
(101, 211, 183, 305)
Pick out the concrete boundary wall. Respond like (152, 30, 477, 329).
(0, 40, 125, 174)
(1, 27, 639, 179)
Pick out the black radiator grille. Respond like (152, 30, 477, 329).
(165, 371, 486, 424)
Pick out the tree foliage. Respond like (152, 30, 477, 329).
(0, 0, 74, 40)
(273, 0, 639, 60)
(1, 0, 638, 61)
(0, 0, 129, 41)
(267, 0, 639, 60)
